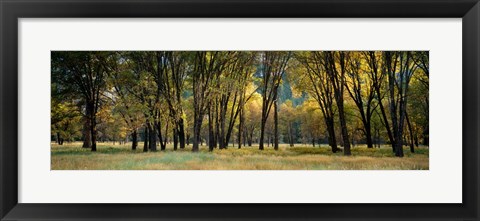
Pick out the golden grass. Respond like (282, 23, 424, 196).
(51, 142, 429, 170)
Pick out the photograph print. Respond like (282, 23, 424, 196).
(51, 51, 429, 170)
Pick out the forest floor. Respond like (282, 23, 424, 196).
(51, 142, 429, 170)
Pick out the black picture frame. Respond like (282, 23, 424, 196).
(1, 0, 479, 220)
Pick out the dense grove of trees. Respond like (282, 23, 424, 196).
(51, 51, 429, 157)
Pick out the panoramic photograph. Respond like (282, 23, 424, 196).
(51, 51, 429, 170)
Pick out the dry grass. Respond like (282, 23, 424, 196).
(51, 142, 429, 170)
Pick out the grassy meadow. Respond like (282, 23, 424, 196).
(51, 142, 429, 170)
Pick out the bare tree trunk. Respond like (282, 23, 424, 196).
(274, 91, 279, 151)
(148, 123, 157, 151)
(192, 115, 202, 152)
(259, 118, 266, 150)
(87, 102, 97, 152)
(164, 121, 169, 146)
(219, 103, 227, 149)
(208, 106, 215, 151)
(406, 111, 415, 153)
(90, 123, 97, 151)
(325, 117, 338, 153)
(337, 102, 350, 155)
(173, 128, 178, 151)
(156, 121, 166, 150)
(143, 126, 149, 152)
(56, 132, 62, 145)
(131, 130, 137, 150)
(243, 129, 247, 147)
(178, 119, 185, 149)
(82, 107, 92, 148)
(238, 105, 244, 149)
(365, 121, 373, 148)
(377, 99, 395, 152)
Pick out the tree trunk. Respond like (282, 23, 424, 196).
(148, 124, 157, 151)
(173, 128, 178, 151)
(192, 107, 202, 152)
(248, 129, 253, 146)
(337, 101, 350, 155)
(238, 97, 244, 149)
(156, 122, 165, 150)
(214, 104, 220, 149)
(377, 93, 395, 152)
(364, 119, 373, 148)
(365, 122, 373, 148)
(325, 117, 338, 153)
(88, 102, 97, 152)
(82, 116, 91, 148)
(208, 107, 215, 151)
(422, 127, 429, 146)
(143, 126, 149, 152)
(219, 107, 226, 150)
(259, 118, 266, 150)
(178, 119, 186, 149)
(56, 132, 62, 145)
(90, 123, 97, 151)
(193, 116, 203, 152)
(274, 92, 279, 151)
(131, 130, 138, 150)
(406, 111, 415, 153)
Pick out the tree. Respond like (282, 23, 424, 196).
(109, 52, 145, 150)
(384, 51, 418, 157)
(191, 52, 232, 152)
(51, 99, 82, 144)
(244, 93, 262, 146)
(258, 52, 291, 150)
(345, 53, 377, 148)
(363, 51, 395, 151)
(279, 100, 298, 147)
(156, 52, 189, 150)
(124, 52, 163, 152)
(297, 99, 324, 147)
(412, 51, 429, 146)
(52, 52, 112, 151)
(293, 52, 340, 153)
(210, 52, 256, 149)
(324, 52, 351, 155)
(223, 52, 257, 148)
